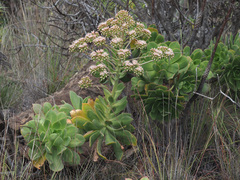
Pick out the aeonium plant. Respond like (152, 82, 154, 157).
(69, 10, 149, 160)
(69, 10, 175, 159)
(69, 10, 173, 160)
(21, 102, 85, 172)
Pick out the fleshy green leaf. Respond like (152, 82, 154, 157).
(118, 113, 133, 125)
(53, 136, 63, 147)
(104, 131, 116, 145)
(114, 83, 125, 100)
(147, 42, 158, 51)
(55, 145, 67, 155)
(115, 130, 137, 146)
(183, 46, 191, 56)
(59, 103, 74, 116)
(169, 41, 180, 50)
(72, 116, 90, 129)
(45, 110, 57, 124)
(155, 34, 164, 43)
(62, 148, 73, 163)
(45, 141, 53, 153)
(33, 104, 42, 115)
(70, 91, 83, 110)
(89, 131, 101, 146)
(46, 152, 64, 172)
(112, 140, 123, 160)
(43, 102, 52, 114)
(140, 177, 150, 180)
(68, 134, 85, 148)
(165, 63, 179, 80)
(96, 137, 107, 160)
(65, 125, 78, 137)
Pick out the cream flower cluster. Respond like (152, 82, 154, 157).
(117, 49, 131, 60)
(135, 22, 145, 34)
(69, 31, 100, 52)
(99, 69, 108, 81)
(70, 10, 159, 87)
(111, 37, 123, 49)
(123, 60, 144, 76)
(151, 46, 174, 60)
(93, 36, 106, 46)
(85, 31, 99, 43)
(115, 10, 129, 19)
(90, 49, 109, 62)
(127, 30, 137, 40)
(69, 38, 87, 52)
(114, 10, 135, 28)
(89, 64, 108, 80)
(97, 10, 151, 43)
(158, 46, 174, 59)
(151, 48, 164, 60)
(78, 76, 92, 89)
(89, 64, 107, 74)
(109, 25, 120, 37)
(140, 29, 151, 39)
(135, 40, 147, 49)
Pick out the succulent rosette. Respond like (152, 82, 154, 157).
(223, 56, 240, 91)
(21, 100, 85, 172)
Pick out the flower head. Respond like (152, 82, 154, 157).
(101, 27, 110, 36)
(93, 36, 106, 46)
(69, 37, 86, 51)
(141, 29, 151, 39)
(150, 46, 175, 60)
(78, 76, 92, 89)
(98, 22, 108, 31)
(109, 25, 120, 37)
(158, 46, 174, 59)
(127, 30, 137, 40)
(158, 46, 169, 52)
(89, 65, 97, 73)
(123, 60, 143, 76)
(122, 23, 128, 30)
(135, 22, 145, 32)
(164, 48, 174, 59)
(132, 60, 138, 65)
(115, 10, 129, 19)
(111, 19, 118, 26)
(99, 69, 108, 81)
(117, 49, 131, 59)
(89, 64, 108, 80)
(90, 49, 109, 62)
(151, 48, 164, 60)
(123, 60, 133, 72)
(85, 31, 99, 43)
(111, 37, 123, 49)
(127, 18, 135, 28)
(77, 42, 88, 52)
(135, 40, 147, 49)
(106, 18, 114, 26)
(89, 64, 107, 74)
(134, 66, 144, 76)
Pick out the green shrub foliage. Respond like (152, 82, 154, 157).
(21, 100, 85, 172)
